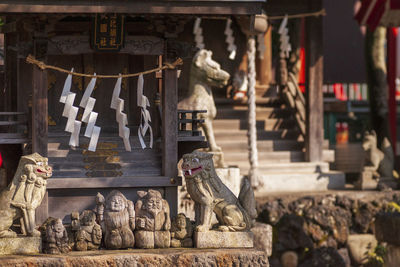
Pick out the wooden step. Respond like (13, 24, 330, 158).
(213, 118, 296, 131)
(215, 107, 294, 120)
(214, 129, 300, 140)
(218, 139, 304, 152)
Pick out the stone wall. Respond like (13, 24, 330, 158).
(257, 192, 400, 266)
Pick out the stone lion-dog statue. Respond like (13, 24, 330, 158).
(178, 49, 230, 152)
(181, 151, 257, 232)
(0, 153, 52, 237)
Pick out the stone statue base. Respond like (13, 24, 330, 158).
(0, 236, 41, 255)
(355, 171, 378, 190)
(194, 231, 254, 248)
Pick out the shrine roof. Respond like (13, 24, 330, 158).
(0, 0, 265, 15)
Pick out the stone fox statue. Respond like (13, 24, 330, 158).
(178, 49, 230, 152)
(181, 151, 257, 232)
(0, 153, 52, 237)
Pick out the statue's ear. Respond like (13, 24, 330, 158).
(194, 49, 207, 68)
(137, 191, 147, 198)
(371, 130, 376, 136)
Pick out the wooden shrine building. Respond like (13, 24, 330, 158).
(0, 1, 264, 223)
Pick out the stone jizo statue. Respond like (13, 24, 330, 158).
(170, 213, 193, 248)
(96, 190, 135, 249)
(0, 153, 52, 238)
(178, 49, 230, 152)
(71, 210, 102, 251)
(43, 218, 71, 254)
(181, 151, 257, 232)
(135, 189, 171, 248)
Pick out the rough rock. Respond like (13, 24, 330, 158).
(375, 212, 400, 246)
(347, 234, 377, 265)
(194, 231, 254, 248)
(0, 236, 41, 255)
(353, 201, 377, 233)
(252, 222, 273, 256)
(337, 248, 351, 267)
(299, 247, 346, 267)
(0, 248, 269, 267)
(258, 198, 289, 225)
(274, 214, 313, 253)
(280, 251, 298, 267)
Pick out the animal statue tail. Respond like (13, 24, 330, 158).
(238, 177, 257, 227)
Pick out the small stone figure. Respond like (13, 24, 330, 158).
(0, 153, 52, 238)
(71, 210, 102, 251)
(135, 189, 171, 248)
(181, 151, 257, 232)
(170, 213, 193, 248)
(43, 218, 71, 254)
(96, 190, 135, 249)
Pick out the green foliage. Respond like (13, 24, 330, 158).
(367, 244, 386, 267)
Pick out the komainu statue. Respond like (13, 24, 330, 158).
(178, 49, 230, 152)
(0, 153, 52, 237)
(362, 130, 394, 178)
(43, 218, 71, 254)
(71, 210, 102, 251)
(135, 189, 171, 248)
(96, 190, 135, 249)
(170, 213, 193, 248)
(181, 151, 257, 232)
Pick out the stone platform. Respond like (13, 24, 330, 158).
(194, 231, 254, 248)
(0, 248, 269, 267)
(0, 237, 41, 255)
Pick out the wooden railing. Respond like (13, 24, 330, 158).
(282, 73, 306, 137)
(177, 109, 206, 142)
(0, 112, 29, 144)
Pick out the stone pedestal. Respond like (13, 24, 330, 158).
(355, 171, 378, 190)
(0, 248, 269, 267)
(0, 237, 41, 255)
(251, 222, 273, 257)
(194, 231, 254, 248)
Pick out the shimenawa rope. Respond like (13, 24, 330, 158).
(26, 55, 183, 79)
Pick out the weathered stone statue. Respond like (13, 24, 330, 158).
(178, 49, 230, 153)
(71, 210, 102, 251)
(362, 130, 394, 178)
(43, 218, 71, 254)
(0, 153, 52, 237)
(96, 190, 135, 249)
(135, 189, 171, 248)
(181, 151, 257, 248)
(170, 213, 193, 248)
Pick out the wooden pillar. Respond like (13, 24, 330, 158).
(162, 54, 178, 217)
(305, 0, 324, 162)
(32, 36, 48, 224)
(256, 27, 272, 85)
(387, 27, 397, 156)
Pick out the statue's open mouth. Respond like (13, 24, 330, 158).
(36, 168, 45, 173)
(184, 166, 203, 176)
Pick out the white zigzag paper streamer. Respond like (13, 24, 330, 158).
(60, 70, 81, 147)
(278, 15, 291, 59)
(257, 33, 266, 60)
(80, 75, 101, 152)
(224, 18, 237, 60)
(193, 18, 205, 50)
(137, 74, 153, 149)
(111, 76, 131, 151)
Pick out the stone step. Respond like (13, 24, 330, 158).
(226, 162, 330, 174)
(253, 171, 345, 194)
(218, 139, 304, 152)
(214, 129, 300, 140)
(213, 118, 296, 131)
(215, 107, 294, 120)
